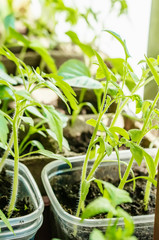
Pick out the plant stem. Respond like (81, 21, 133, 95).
(87, 153, 106, 181)
(8, 120, 19, 216)
(118, 156, 134, 189)
(79, 89, 86, 103)
(76, 113, 103, 217)
(144, 149, 159, 210)
(119, 91, 159, 190)
(0, 133, 14, 172)
(7, 101, 27, 216)
(96, 92, 102, 113)
(76, 71, 109, 218)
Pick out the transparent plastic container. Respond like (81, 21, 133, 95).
(41, 149, 157, 240)
(0, 159, 44, 240)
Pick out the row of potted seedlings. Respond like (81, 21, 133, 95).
(0, 31, 159, 240)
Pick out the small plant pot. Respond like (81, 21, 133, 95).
(0, 159, 44, 240)
(41, 149, 157, 240)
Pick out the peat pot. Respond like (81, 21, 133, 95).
(0, 160, 44, 240)
(41, 149, 157, 240)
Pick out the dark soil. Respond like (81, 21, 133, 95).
(52, 163, 156, 218)
(0, 168, 34, 218)
(64, 131, 92, 154)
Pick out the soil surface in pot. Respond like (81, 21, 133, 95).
(52, 162, 156, 217)
(0, 168, 34, 217)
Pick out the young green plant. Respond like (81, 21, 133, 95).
(0, 46, 77, 217)
(76, 30, 158, 219)
(81, 181, 137, 240)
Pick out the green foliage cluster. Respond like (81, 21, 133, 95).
(69, 31, 159, 238)
(45, 30, 159, 239)
(1, 29, 159, 239)
(0, 45, 78, 230)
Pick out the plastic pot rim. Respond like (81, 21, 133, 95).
(0, 159, 44, 228)
(41, 148, 157, 227)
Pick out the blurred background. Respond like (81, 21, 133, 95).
(0, 0, 152, 60)
(0, 0, 154, 96)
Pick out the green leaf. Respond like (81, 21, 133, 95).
(142, 101, 151, 115)
(55, 111, 69, 128)
(96, 137, 106, 154)
(96, 65, 106, 79)
(26, 106, 45, 119)
(101, 181, 132, 206)
(0, 113, 9, 145)
(129, 71, 139, 83)
(33, 149, 72, 168)
(106, 57, 137, 91)
(116, 207, 134, 236)
(110, 0, 128, 15)
(131, 94, 143, 114)
(128, 129, 142, 142)
(46, 129, 70, 150)
(109, 127, 129, 140)
(9, 28, 57, 73)
(81, 180, 91, 202)
(0, 69, 17, 85)
(145, 56, 159, 86)
(29, 140, 44, 150)
(106, 58, 130, 76)
(86, 119, 105, 131)
(105, 30, 131, 59)
(33, 69, 45, 83)
(43, 106, 63, 150)
(0, 62, 6, 72)
(89, 229, 105, 240)
(142, 150, 155, 177)
(58, 59, 102, 89)
(63, 76, 103, 89)
(0, 85, 14, 100)
(59, 59, 90, 78)
(129, 144, 143, 166)
(15, 90, 32, 101)
(0, 142, 7, 150)
(89, 146, 98, 159)
(31, 42, 57, 73)
(94, 51, 111, 81)
(21, 117, 34, 126)
(126, 72, 138, 91)
(39, 77, 70, 107)
(0, 46, 20, 68)
(9, 27, 30, 46)
(4, 14, 15, 31)
(0, 210, 14, 234)
(66, 31, 94, 57)
(45, 73, 78, 111)
(105, 143, 113, 156)
(81, 197, 116, 220)
(55, 78, 78, 111)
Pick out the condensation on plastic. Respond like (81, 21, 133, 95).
(42, 149, 157, 240)
(0, 160, 44, 240)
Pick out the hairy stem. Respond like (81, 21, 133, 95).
(7, 101, 27, 216)
(8, 120, 19, 216)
